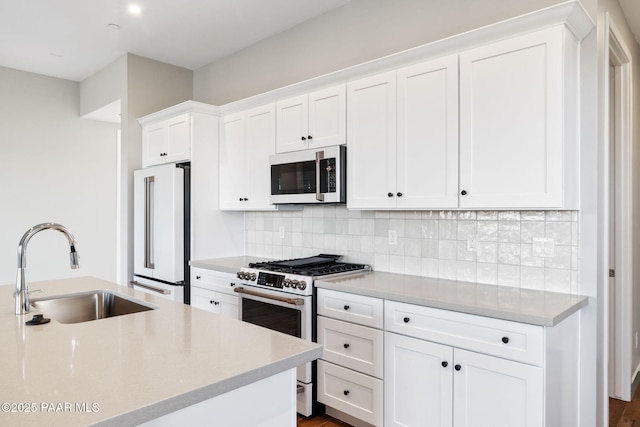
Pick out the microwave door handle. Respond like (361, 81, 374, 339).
(315, 150, 325, 202)
(144, 176, 155, 269)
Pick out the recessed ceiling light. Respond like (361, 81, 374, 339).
(129, 4, 141, 15)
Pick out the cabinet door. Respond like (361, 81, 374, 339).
(165, 113, 191, 164)
(459, 28, 564, 208)
(308, 84, 346, 149)
(219, 112, 247, 210)
(244, 104, 277, 209)
(397, 56, 459, 209)
(347, 71, 397, 209)
(385, 332, 453, 427)
(453, 348, 543, 427)
(276, 94, 308, 153)
(143, 122, 168, 167)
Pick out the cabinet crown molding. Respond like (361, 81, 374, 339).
(138, 100, 220, 126)
(218, 0, 593, 116)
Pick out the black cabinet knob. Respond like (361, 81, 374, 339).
(344, 343, 350, 349)
(343, 305, 350, 311)
(502, 336, 510, 344)
(239, 197, 243, 201)
(461, 190, 467, 196)
(441, 361, 448, 368)
(301, 136, 306, 140)
(308, 135, 313, 140)
(210, 300, 219, 305)
(397, 192, 403, 197)
(196, 276, 201, 280)
(244, 198, 248, 201)
(388, 192, 393, 197)
(403, 317, 410, 323)
(343, 390, 350, 396)
(454, 364, 461, 371)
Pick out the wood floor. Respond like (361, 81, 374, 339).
(611, 386, 640, 426)
(297, 414, 352, 427)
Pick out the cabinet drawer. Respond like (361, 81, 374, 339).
(317, 360, 383, 426)
(317, 289, 383, 328)
(191, 268, 238, 295)
(191, 286, 238, 317)
(385, 301, 543, 366)
(318, 316, 383, 378)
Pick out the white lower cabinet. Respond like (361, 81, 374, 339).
(385, 332, 543, 427)
(190, 268, 239, 319)
(384, 300, 577, 427)
(317, 289, 384, 426)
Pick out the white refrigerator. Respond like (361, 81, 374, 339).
(132, 163, 187, 303)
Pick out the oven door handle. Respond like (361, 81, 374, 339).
(234, 287, 305, 306)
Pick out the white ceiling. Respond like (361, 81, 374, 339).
(0, 0, 349, 82)
(1, 1, 638, 86)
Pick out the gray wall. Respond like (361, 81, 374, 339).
(194, 0, 594, 104)
(0, 66, 118, 284)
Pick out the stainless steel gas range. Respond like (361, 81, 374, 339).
(233, 254, 370, 417)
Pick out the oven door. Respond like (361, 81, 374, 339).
(235, 285, 315, 416)
(235, 286, 313, 380)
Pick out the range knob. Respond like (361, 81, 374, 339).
(291, 280, 299, 289)
(249, 273, 257, 281)
(283, 279, 291, 287)
(236, 272, 242, 279)
(298, 281, 307, 290)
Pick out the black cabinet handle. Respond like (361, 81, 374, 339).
(502, 336, 510, 344)
(343, 305, 350, 311)
(308, 135, 313, 140)
(210, 300, 219, 305)
(397, 192, 403, 197)
(344, 343, 350, 349)
(388, 192, 393, 197)
(441, 361, 448, 368)
(461, 190, 467, 196)
(343, 390, 350, 396)
(301, 136, 307, 140)
(403, 317, 410, 323)
(454, 364, 461, 371)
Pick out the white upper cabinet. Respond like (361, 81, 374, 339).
(348, 55, 459, 210)
(458, 26, 578, 209)
(276, 84, 346, 153)
(397, 55, 459, 209)
(142, 113, 191, 167)
(347, 71, 397, 209)
(220, 104, 277, 210)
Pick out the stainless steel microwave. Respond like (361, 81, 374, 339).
(269, 145, 346, 204)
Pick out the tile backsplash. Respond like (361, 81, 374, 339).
(245, 207, 579, 294)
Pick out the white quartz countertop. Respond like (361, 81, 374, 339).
(0, 276, 321, 427)
(315, 271, 588, 327)
(189, 256, 271, 274)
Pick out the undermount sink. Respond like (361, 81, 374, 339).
(30, 290, 156, 324)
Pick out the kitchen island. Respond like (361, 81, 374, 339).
(0, 276, 322, 427)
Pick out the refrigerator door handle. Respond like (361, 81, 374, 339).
(144, 176, 155, 269)
(130, 281, 171, 295)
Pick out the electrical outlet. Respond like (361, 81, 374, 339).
(467, 234, 478, 252)
(279, 226, 285, 239)
(532, 237, 555, 257)
(388, 230, 397, 245)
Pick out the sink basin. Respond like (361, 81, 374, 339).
(30, 290, 156, 324)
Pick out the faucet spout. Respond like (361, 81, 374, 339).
(15, 223, 79, 315)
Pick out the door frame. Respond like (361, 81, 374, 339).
(604, 12, 633, 401)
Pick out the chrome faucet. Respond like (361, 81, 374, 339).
(15, 223, 79, 315)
